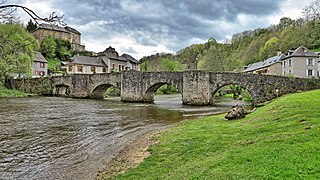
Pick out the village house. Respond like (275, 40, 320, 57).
(97, 46, 140, 72)
(67, 55, 107, 74)
(244, 46, 320, 78)
(32, 52, 48, 77)
(33, 24, 85, 51)
(282, 46, 319, 78)
(244, 53, 285, 76)
(66, 47, 139, 74)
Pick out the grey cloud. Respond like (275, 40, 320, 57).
(51, 0, 285, 53)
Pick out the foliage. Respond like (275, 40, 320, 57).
(103, 86, 121, 98)
(41, 36, 56, 58)
(26, 19, 37, 33)
(40, 36, 72, 73)
(259, 37, 279, 60)
(112, 90, 320, 179)
(156, 84, 177, 94)
(0, 24, 39, 84)
(0, 85, 30, 97)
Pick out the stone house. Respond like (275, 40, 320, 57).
(67, 55, 108, 74)
(97, 46, 140, 72)
(32, 52, 48, 77)
(244, 46, 320, 78)
(66, 47, 139, 74)
(121, 53, 140, 71)
(33, 24, 85, 51)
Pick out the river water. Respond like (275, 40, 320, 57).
(0, 95, 251, 180)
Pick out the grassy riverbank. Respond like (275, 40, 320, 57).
(109, 90, 320, 179)
(0, 86, 30, 97)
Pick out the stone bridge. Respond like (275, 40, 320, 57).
(9, 71, 320, 106)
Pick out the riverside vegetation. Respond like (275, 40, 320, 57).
(107, 90, 320, 179)
(0, 86, 30, 97)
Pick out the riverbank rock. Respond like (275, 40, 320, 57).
(225, 105, 248, 120)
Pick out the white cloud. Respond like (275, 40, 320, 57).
(266, 0, 314, 24)
(13, 0, 63, 24)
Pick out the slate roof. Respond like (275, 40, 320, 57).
(34, 52, 47, 63)
(98, 46, 130, 62)
(244, 46, 319, 73)
(282, 45, 318, 59)
(244, 54, 285, 72)
(69, 55, 107, 67)
(65, 26, 81, 35)
(121, 53, 138, 63)
(35, 24, 68, 33)
(35, 24, 81, 34)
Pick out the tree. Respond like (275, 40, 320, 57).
(302, 0, 320, 21)
(198, 43, 231, 71)
(55, 38, 71, 61)
(0, 0, 65, 85)
(279, 17, 293, 30)
(0, 24, 39, 82)
(41, 36, 56, 58)
(26, 19, 37, 33)
(259, 37, 279, 60)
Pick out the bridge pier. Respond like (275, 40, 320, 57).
(182, 71, 211, 105)
(121, 71, 147, 102)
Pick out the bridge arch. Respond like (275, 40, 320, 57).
(144, 82, 181, 102)
(211, 81, 255, 105)
(91, 84, 120, 99)
(53, 84, 70, 97)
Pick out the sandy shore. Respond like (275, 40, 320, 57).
(96, 126, 171, 179)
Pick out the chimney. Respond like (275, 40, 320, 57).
(277, 50, 282, 56)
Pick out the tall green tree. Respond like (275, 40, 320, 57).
(0, 24, 39, 83)
(41, 36, 56, 58)
(259, 37, 279, 59)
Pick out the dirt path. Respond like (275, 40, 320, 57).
(96, 127, 170, 179)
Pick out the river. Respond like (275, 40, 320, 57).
(0, 95, 251, 180)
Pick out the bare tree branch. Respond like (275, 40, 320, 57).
(0, 4, 66, 25)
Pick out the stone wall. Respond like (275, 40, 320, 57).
(6, 77, 53, 95)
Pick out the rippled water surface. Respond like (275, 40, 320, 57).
(0, 95, 251, 179)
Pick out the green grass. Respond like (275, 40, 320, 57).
(112, 90, 320, 179)
(0, 86, 31, 97)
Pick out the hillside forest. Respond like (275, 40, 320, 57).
(140, 0, 320, 73)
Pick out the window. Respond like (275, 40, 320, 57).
(288, 59, 292, 67)
(307, 59, 314, 66)
(288, 70, 292, 74)
(122, 65, 125, 71)
(77, 66, 83, 72)
(283, 61, 286, 67)
(112, 64, 115, 70)
(307, 69, 314, 76)
(91, 66, 96, 73)
(118, 65, 122, 71)
(40, 63, 45, 68)
(102, 67, 107, 73)
(68, 66, 73, 72)
(35, 70, 38, 75)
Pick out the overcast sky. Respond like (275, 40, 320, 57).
(11, 0, 314, 59)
